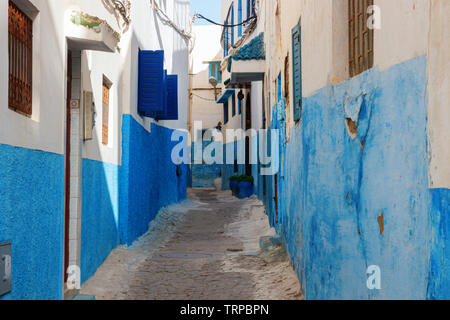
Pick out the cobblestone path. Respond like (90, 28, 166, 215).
(80, 189, 303, 300)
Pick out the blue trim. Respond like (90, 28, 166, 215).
(231, 5, 235, 46)
(217, 88, 236, 103)
(238, 0, 243, 37)
(277, 72, 282, 102)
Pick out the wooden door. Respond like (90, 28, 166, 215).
(245, 94, 252, 176)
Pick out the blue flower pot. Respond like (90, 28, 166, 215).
(238, 181, 254, 199)
(230, 180, 239, 196)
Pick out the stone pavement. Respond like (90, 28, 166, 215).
(80, 189, 303, 300)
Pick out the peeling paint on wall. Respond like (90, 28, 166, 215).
(258, 55, 440, 300)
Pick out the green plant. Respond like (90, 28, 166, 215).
(238, 175, 254, 184)
(229, 175, 254, 184)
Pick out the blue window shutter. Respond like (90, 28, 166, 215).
(231, 6, 235, 46)
(277, 72, 282, 102)
(292, 21, 302, 122)
(162, 69, 167, 113)
(165, 75, 178, 120)
(238, 0, 243, 37)
(138, 50, 165, 117)
(155, 73, 178, 121)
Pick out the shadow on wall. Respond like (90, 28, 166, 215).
(79, 50, 120, 285)
(81, 29, 188, 285)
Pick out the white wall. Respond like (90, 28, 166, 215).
(190, 25, 222, 131)
(0, 0, 66, 155)
(127, 0, 190, 132)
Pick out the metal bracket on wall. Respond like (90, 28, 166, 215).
(0, 242, 12, 296)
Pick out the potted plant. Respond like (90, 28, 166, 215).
(229, 175, 240, 196)
(237, 175, 254, 199)
(216, 122, 223, 132)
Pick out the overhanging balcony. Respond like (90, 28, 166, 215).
(229, 32, 265, 83)
(65, 10, 120, 52)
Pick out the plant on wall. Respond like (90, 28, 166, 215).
(101, 0, 131, 33)
(70, 11, 121, 41)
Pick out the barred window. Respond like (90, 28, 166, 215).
(8, 0, 33, 116)
(349, 0, 373, 77)
(102, 81, 110, 145)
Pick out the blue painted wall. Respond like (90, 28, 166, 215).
(428, 188, 450, 299)
(119, 115, 187, 246)
(81, 115, 188, 284)
(260, 55, 449, 299)
(81, 159, 120, 284)
(0, 144, 64, 300)
(0, 115, 188, 297)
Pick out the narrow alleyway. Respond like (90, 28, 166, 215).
(80, 189, 302, 300)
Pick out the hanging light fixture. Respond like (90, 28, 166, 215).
(238, 90, 245, 101)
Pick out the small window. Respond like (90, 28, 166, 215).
(349, 0, 374, 77)
(102, 79, 111, 145)
(247, 0, 255, 19)
(284, 55, 289, 100)
(8, 0, 33, 116)
(210, 63, 216, 78)
(209, 62, 222, 83)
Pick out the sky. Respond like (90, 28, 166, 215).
(190, 0, 222, 25)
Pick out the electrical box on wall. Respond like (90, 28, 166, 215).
(0, 242, 12, 296)
(84, 91, 94, 141)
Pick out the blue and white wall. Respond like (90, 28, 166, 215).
(79, 0, 190, 284)
(0, 0, 190, 299)
(189, 25, 223, 188)
(258, 0, 450, 300)
(0, 0, 66, 300)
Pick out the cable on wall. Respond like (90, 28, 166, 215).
(150, 0, 192, 41)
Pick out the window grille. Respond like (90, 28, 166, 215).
(349, 0, 374, 77)
(8, 0, 33, 116)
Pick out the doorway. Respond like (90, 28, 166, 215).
(64, 51, 72, 284)
(245, 93, 252, 176)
